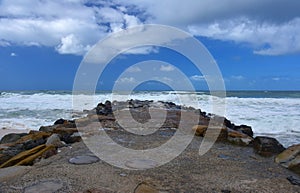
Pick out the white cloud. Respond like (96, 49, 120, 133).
(123, 46, 159, 55)
(115, 0, 300, 55)
(160, 65, 175, 72)
(1, 0, 300, 55)
(10, 52, 17, 57)
(231, 75, 245, 80)
(190, 75, 205, 81)
(0, 0, 149, 55)
(115, 77, 136, 84)
(55, 34, 91, 55)
(127, 66, 141, 73)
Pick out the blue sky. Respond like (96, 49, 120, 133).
(0, 0, 300, 91)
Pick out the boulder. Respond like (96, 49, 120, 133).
(0, 131, 51, 164)
(52, 127, 80, 144)
(253, 136, 285, 157)
(0, 166, 31, 182)
(0, 144, 25, 164)
(95, 100, 113, 115)
(53, 127, 78, 136)
(16, 131, 51, 150)
(223, 118, 234, 129)
(0, 133, 27, 144)
(227, 129, 253, 146)
(64, 132, 82, 144)
(275, 144, 300, 174)
(54, 118, 76, 128)
(203, 126, 228, 142)
(192, 125, 207, 136)
(227, 137, 253, 146)
(233, 125, 253, 137)
(228, 129, 248, 138)
(46, 134, 65, 148)
(0, 144, 56, 168)
(39, 125, 59, 133)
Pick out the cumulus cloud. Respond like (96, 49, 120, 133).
(0, 0, 150, 55)
(1, 0, 300, 55)
(116, 0, 300, 55)
(56, 34, 91, 55)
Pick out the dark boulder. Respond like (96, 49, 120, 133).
(0, 144, 25, 164)
(0, 133, 27, 144)
(253, 136, 285, 156)
(95, 100, 113, 115)
(52, 127, 80, 144)
(39, 125, 59, 133)
(53, 119, 76, 128)
(54, 118, 66, 125)
(16, 131, 51, 150)
(224, 118, 234, 129)
(287, 176, 300, 186)
(233, 125, 253, 137)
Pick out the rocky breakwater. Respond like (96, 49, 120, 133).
(0, 100, 299, 177)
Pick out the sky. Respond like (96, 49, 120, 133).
(0, 0, 300, 91)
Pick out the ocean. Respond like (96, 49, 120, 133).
(0, 90, 299, 147)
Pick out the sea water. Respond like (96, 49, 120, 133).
(0, 90, 299, 147)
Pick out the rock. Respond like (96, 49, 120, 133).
(16, 131, 51, 150)
(192, 125, 207, 136)
(0, 133, 27, 144)
(233, 125, 253, 137)
(0, 144, 56, 168)
(54, 118, 76, 128)
(134, 182, 159, 193)
(227, 129, 253, 146)
(228, 129, 248, 138)
(53, 127, 78, 135)
(53, 127, 79, 144)
(95, 100, 113, 115)
(69, 155, 100, 165)
(23, 180, 64, 193)
(275, 144, 300, 174)
(46, 134, 65, 148)
(227, 137, 253, 146)
(204, 126, 228, 142)
(39, 125, 59, 133)
(0, 166, 31, 182)
(0, 144, 24, 164)
(287, 176, 300, 186)
(253, 136, 285, 157)
(223, 118, 234, 129)
(288, 156, 300, 174)
(54, 118, 68, 125)
(67, 132, 82, 143)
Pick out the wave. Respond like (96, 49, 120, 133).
(0, 90, 299, 147)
